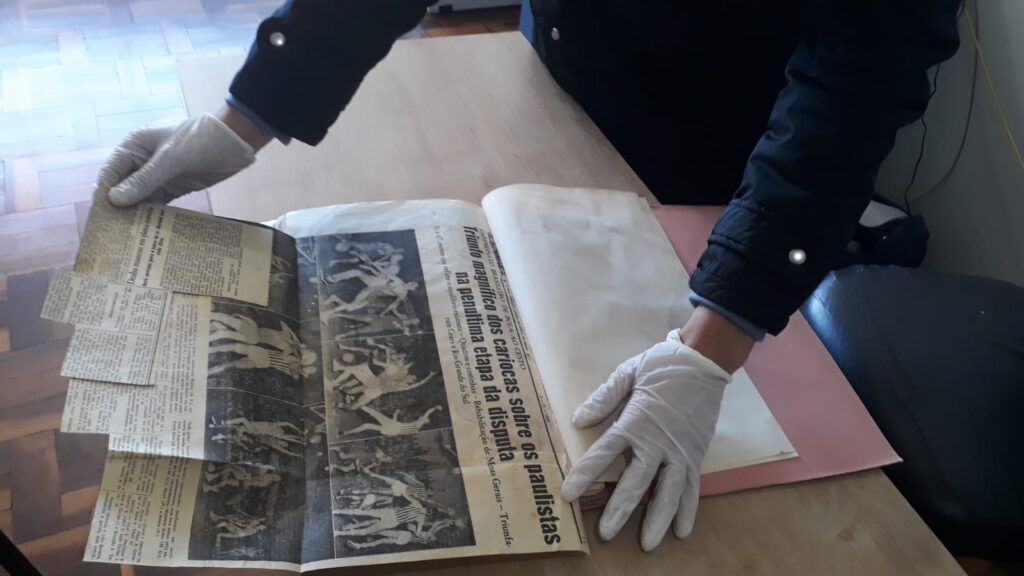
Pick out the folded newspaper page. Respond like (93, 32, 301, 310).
(52, 200, 586, 571)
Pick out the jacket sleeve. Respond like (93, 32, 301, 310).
(689, 1, 962, 336)
(229, 0, 436, 145)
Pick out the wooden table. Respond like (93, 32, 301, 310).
(0, 32, 964, 575)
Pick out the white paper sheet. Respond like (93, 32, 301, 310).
(482, 184, 796, 480)
(270, 199, 489, 236)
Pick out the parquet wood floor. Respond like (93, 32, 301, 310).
(0, 3, 518, 574)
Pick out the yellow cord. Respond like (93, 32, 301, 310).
(964, 1, 1024, 170)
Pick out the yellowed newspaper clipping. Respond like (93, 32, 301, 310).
(75, 193, 273, 306)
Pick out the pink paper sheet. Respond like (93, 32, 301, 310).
(653, 206, 900, 496)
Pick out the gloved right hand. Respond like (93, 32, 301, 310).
(561, 330, 730, 551)
(100, 112, 256, 207)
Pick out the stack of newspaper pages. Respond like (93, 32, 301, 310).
(43, 184, 796, 571)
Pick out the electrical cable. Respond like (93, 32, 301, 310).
(903, 64, 941, 214)
(907, 0, 980, 206)
(964, 0, 1023, 170)
(900, 0, 963, 214)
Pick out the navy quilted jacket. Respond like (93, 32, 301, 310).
(229, 0, 961, 335)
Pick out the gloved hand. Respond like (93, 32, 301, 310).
(561, 330, 730, 551)
(100, 112, 256, 207)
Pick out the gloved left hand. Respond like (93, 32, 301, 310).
(101, 113, 256, 207)
(561, 330, 730, 551)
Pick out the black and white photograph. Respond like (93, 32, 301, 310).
(329, 428, 474, 557)
(315, 232, 433, 341)
(326, 333, 451, 443)
(296, 236, 320, 324)
(207, 299, 315, 404)
(190, 387, 305, 563)
(302, 401, 335, 564)
(297, 237, 326, 407)
(298, 237, 334, 564)
(267, 229, 300, 321)
(187, 460, 303, 563)
(202, 387, 306, 469)
(306, 229, 475, 559)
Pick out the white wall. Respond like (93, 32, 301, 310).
(876, 0, 1024, 286)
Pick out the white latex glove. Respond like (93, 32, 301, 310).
(561, 330, 730, 551)
(100, 113, 256, 207)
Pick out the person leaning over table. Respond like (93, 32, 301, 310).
(94, 0, 962, 553)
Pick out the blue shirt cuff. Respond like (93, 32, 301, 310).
(689, 292, 767, 342)
(225, 94, 292, 145)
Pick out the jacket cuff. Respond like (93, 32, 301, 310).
(228, 2, 433, 146)
(690, 243, 812, 336)
(225, 94, 292, 144)
(690, 198, 838, 336)
(688, 292, 766, 342)
(228, 15, 344, 145)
